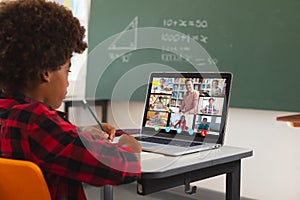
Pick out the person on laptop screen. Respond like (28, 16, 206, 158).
(174, 115, 188, 131)
(153, 78, 171, 92)
(198, 117, 210, 131)
(146, 111, 167, 127)
(210, 80, 222, 96)
(0, 1, 141, 199)
(179, 79, 199, 114)
(201, 98, 219, 114)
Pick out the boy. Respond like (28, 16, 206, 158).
(0, 0, 141, 199)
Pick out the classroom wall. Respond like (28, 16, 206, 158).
(203, 108, 300, 200)
(103, 102, 300, 200)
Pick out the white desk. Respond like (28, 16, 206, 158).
(103, 146, 253, 200)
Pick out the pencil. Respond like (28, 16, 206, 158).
(82, 99, 106, 132)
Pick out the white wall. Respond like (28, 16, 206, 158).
(202, 108, 300, 200)
(104, 102, 300, 200)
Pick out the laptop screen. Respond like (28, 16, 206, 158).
(141, 72, 232, 145)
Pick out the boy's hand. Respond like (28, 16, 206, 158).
(80, 123, 116, 142)
(117, 134, 142, 153)
(101, 123, 116, 141)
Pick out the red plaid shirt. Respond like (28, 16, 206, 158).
(0, 94, 141, 200)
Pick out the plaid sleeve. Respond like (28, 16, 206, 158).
(28, 104, 141, 186)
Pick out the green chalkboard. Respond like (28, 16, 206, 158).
(86, 0, 300, 112)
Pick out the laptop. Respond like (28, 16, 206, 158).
(122, 72, 232, 156)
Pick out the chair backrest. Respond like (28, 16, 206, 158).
(0, 158, 51, 200)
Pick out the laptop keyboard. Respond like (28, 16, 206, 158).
(135, 136, 203, 147)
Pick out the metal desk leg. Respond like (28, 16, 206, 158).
(226, 160, 241, 200)
(101, 185, 113, 200)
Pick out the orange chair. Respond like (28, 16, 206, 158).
(0, 158, 51, 200)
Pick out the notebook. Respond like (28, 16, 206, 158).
(122, 72, 232, 156)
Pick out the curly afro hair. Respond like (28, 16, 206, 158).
(0, 0, 87, 95)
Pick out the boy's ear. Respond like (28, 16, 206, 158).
(40, 70, 51, 82)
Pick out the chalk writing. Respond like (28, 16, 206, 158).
(163, 19, 208, 28)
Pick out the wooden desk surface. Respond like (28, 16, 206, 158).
(276, 114, 300, 127)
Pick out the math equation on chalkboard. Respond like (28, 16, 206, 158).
(107, 16, 218, 67)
